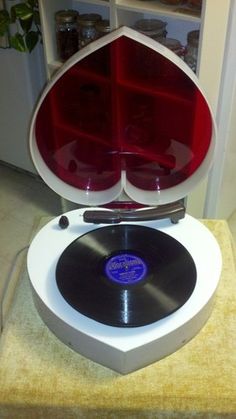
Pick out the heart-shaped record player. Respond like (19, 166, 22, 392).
(27, 27, 221, 374)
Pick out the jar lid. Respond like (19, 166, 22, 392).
(187, 30, 200, 47)
(154, 37, 184, 57)
(155, 37, 182, 51)
(29, 26, 215, 207)
(55, 10, 78, 24)
(134, 19, 167, 36)
(95, 19, 110, 34)
(78, 13, 102, 24)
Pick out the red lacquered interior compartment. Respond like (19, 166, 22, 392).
(35, 35, 212, 193)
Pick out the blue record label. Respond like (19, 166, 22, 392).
(105, 253, 147, 285)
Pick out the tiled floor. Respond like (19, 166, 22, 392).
(1, 161, 236, 329)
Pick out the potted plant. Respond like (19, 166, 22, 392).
(0, 0, 41, 52)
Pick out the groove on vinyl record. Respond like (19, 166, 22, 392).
(56, 225, 197, 327)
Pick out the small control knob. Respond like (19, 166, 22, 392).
(58, 215, 69, 229)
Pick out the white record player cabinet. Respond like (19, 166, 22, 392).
(27, 26, 222, 373)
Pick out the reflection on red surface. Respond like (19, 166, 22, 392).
(35, 36, 212, 192)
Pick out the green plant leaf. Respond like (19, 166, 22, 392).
(27, 0, 38, 7)
(12, 4, 33, 21)
(25, 30, 38, 52)
(33, 10, 40, 26)
(19, 16, 33, 33)
(0, 10, 10, 36)
(10, 33, 27, 52)
(1, 2, 41, 53)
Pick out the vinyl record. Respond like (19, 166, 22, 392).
(56, 225, 197, 327)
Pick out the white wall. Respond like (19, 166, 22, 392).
(216, 81, 236, 219)
(203, 0, 236, 219)
(0, 45, 45, 173)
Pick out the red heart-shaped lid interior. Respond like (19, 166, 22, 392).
(30, 27, 215, 206)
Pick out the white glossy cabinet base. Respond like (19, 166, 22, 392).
(27, 209, 221, 374)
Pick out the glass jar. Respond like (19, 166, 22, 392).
(187, 0, 202, 9)
(160, 0, 184, 4)
(95, 19, 111, 38)
(78, 13, 102, 49)
(154, 37, 184, 57)
(134, 19, 167, 39)
(184, 30, 199, 73)
(55, 10, 79, 62)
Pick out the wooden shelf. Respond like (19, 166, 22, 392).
(115, 0, 201, 22)
(72, 0, 109, 5)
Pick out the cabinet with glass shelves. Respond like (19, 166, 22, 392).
(38, 0, 231, 217)
(39, 0, 202, 76)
